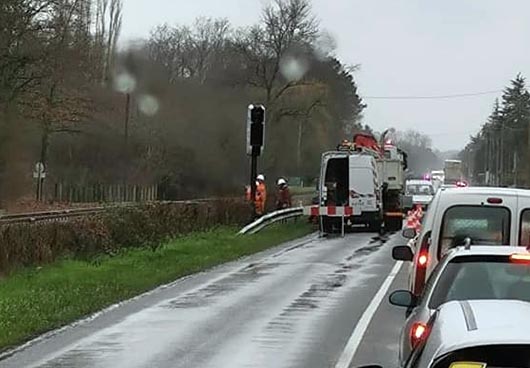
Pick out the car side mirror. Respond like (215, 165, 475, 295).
(402, 228, 416, 239)
(392, 245, 413, 261)
(389, 290, 417, 308)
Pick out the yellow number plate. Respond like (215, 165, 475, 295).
(449, 363, 487, 368)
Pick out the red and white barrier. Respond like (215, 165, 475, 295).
(303, 206, 356, 217)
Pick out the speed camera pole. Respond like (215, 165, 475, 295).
(247, 104, 266, 217)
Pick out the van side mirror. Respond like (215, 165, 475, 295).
(392, 245, 413, 261)
(402, 228, 416, 239)
(389, 290, 417, 308)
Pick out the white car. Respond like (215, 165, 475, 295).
(395, 186, 530, 295)
(405, 179, 435, 208)
(357, 299, 530, 368)
(389, 245, 530, 365)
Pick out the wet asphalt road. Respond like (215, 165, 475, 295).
(1, 231, 409, 368)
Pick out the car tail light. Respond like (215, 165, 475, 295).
(410, 322, 428, 348)
(487, 197, 503, 204)
(413, 232, 431, 296)
(418, 252, 428, 266)
(510, 253, 530, 263)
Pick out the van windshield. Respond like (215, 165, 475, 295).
(439, 206, 510, 256)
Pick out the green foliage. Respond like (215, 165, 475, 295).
(0, 200, 250, 273)
(461, 74, 530, 186)
(0, 222, 312, 350)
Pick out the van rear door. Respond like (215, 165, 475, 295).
(321, 154, 349, 206)
(349, 156, 378, 213)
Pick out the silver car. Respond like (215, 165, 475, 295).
(389, 245, 530, 366)
(356, 299, 530, 368)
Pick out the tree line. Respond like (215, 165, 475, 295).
(0, 0, 366, 207)
(460, 74, 530, 187)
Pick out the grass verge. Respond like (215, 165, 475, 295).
(0, 222, 313, 351)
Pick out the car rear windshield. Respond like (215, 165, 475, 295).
(407, 184, 434, 196)
(429, 256, 530, 309)
(433, 344, 530, 368)
(439, 206, 510, 257)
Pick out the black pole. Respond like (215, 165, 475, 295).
(250, 148, 258, 217)
(124, 93, 130, 148)
(35, 175, 40, 201)
(123, 93, 130, 201)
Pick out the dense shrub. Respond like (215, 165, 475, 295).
(0, 199, 249, 273)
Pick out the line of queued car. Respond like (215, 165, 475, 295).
(372, 186, 530, 367)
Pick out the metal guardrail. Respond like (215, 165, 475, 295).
(0, 198, 233, 226)
(239, 207, 304, 235)
(0, 195, 309, 226)
(0, 197, 241, 225)
(0, 207, 108, 225)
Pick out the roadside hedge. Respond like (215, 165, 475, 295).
(0, 199, 250, 273)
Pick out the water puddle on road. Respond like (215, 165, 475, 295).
(166, 262, 283, 309)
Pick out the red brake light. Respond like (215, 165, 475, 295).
(418, 252, 428, 267)
(413, 233, 431, 296)
(410, 322, 427, 348)
(510, 253, 530, 263)
(487, 197, 503, 204)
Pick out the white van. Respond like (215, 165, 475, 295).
(394, 186, 530, 295)
(320, 151, 382, 232)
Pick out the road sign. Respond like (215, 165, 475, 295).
(33, 162, 46, 179)
(35, 162, 45, 174)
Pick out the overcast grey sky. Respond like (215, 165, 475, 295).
(121, 0, 530, 151)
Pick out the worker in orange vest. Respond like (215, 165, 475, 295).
(255, 174, 267, 215)
(276, 178, 292, 209)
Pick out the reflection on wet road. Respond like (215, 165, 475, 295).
(1, 232, 407, 368)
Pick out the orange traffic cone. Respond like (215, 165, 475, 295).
(406, 212, 415, 229)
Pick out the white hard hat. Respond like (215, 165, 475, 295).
(257, 174, 265, 181)
(277, 178, 287, 185)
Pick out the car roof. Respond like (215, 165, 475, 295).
(426, 300, 530, 362)
(445, 245, 530, 259)
(407, 180, 432, 185)
(439, 186, 530, 198)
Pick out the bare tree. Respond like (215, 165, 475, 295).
(235, 0, 319, 109)
(94, 0, 121, 82)
(190, 18, 230, 84)
(148, 24, 193, 82)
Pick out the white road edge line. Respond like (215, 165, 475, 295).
(335, 261, 404, 368)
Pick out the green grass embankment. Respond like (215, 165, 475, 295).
(0, 222, 313, 351)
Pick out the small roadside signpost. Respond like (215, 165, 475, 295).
(33, 162, 46, 201)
